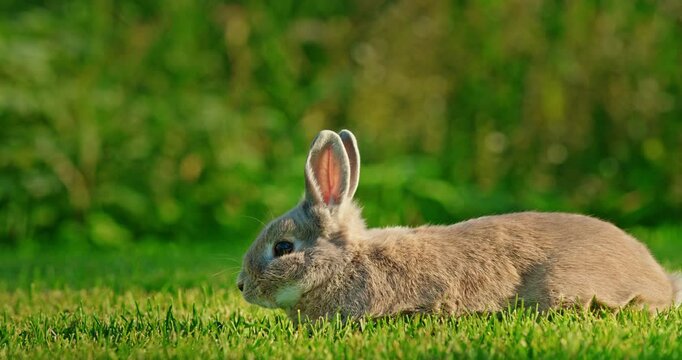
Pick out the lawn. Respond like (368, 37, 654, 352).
(1, 227, 681, 359)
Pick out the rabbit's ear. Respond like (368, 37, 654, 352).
(305, 130, 351, 207)
(339, 130, 360, 199)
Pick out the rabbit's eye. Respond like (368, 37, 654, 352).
(274, 241, 294, 257)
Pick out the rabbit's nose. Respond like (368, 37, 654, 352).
(237, 281, 244, 292)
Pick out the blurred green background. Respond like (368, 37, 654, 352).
(1, 0, 681, 248)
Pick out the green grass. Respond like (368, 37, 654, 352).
(1, 228, 681, 359)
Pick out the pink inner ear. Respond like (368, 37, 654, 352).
(315, 146, 342, 204)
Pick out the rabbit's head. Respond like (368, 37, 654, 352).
(238, 130, 366, 309)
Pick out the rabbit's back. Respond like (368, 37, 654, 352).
(440, 212, 673, 311)
(358, 212, 673, 315)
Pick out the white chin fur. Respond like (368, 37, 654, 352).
(275, 284, 302, 308)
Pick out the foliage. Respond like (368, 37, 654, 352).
(1, 0, 681, 245)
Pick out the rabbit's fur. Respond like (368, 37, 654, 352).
(238, 130, 681, 321)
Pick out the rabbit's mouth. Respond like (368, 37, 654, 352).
(242, 285, 278, 309)
(250, 297, 278, 309)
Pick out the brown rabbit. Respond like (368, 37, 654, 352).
(237, 129, 682, 321)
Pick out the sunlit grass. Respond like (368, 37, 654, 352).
(1, 227, 681, 359)
(1, 288, 681, 359)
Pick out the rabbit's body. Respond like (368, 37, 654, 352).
(238, 130, 680, 321)
(287, 211, 673, 319)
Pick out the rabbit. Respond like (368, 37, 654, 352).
(237, 129, 682, 321)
